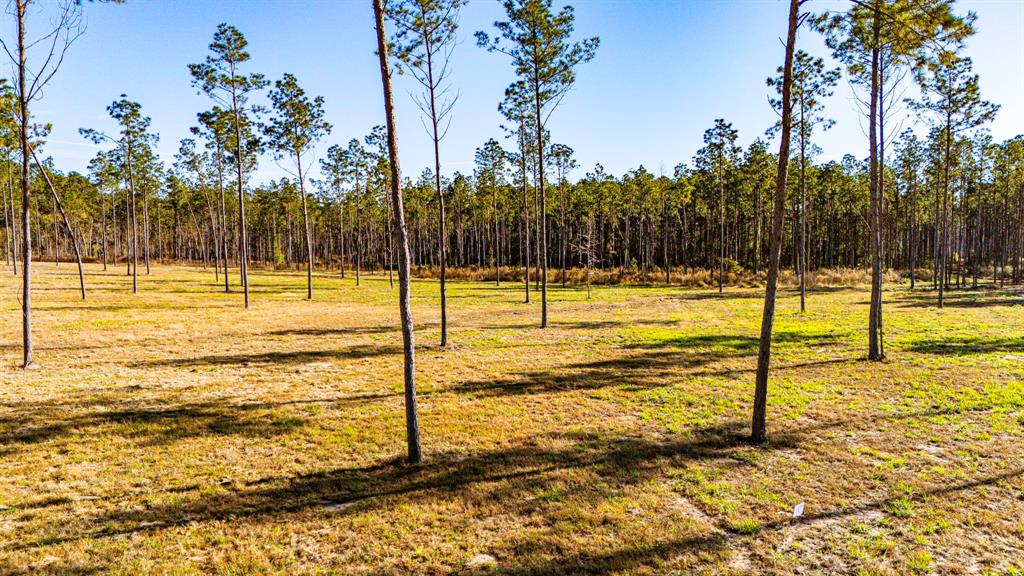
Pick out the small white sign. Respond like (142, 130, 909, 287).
(793, 502, 805, 518)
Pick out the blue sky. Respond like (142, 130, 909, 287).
(21, 0, 1024, 184)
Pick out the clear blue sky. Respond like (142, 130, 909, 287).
(24, 0, 1024, 184)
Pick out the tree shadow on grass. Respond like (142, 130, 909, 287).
(268, 327, 396, 337)
(35, 303, 226, 312)
(905, 335, 1024, 355)
(687, 357, 855, 380)
(452, 349, 708, 397)
(137, 343, 401, 368)
(452, 330, 845, 398)
(17, 422, 788, 549)
(663, 290, 765, 302)
(266, 323, 438, 337)
(17, 417, 1022, 576)
(0, 343, 113, 353)
(482, 318, 680, 331)
(487, 465, 1024, 575)
(150, 281, 313, 295)
(627, 330, 846, 352)
(896, 289, 1024, 309)
(0, 401, 310, 448)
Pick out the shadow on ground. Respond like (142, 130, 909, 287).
(137, 343, 401, 368)
(14, 418, 1021, 576)
(905, 335, 1024, 355)
(896, 288, 1024, 309)
(453, 330, 845, 397)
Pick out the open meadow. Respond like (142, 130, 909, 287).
(0, 264, 1021, 575)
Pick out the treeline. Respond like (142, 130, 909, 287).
(3, 2, 1020, 309)
(5, 126, 1023, 287)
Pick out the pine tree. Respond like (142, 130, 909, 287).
(911, 55, 998, 307)
(697, 119, 739, 294)
(189, 24, 267, 308)
(769, 50, 839, 311)
(475, 138, 508, 285)
(478, 0, 598, 327)
(264, 73, 331, 300)
(752, 0, 802, 444)
(388, 0, 465, 346)
(373, 0, 422, 465)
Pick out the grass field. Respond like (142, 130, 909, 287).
(0, 263, 1022, 575)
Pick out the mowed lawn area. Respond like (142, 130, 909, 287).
(0, 263, 1022, 575)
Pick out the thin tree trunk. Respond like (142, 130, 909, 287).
(586, 217, 593, 298)
(124, 174, 130, 275)
(753, 182, 761, 274)
(939, 108, 952, 309)
(532, 66, 549, 327)
(7, 156, 16, 275)
(751, 0, 799, 444)
(2, 164, 10, 268)
(230, 77, 249, 308)
(52, 198, 58, 266)
(867, 4, 884, 360)
(17, 0, 33, 367)
(143, 186, 150, 274)
(494, 181, 500, 286)
(200, 182, 220, 281)
(799, 92, 807, 312)
(297, 155, 313, 300)
(719, 162, 725, 293)
(521, 130, 530, 303)
(356, 194, 362, 286)
(126, 139, 139, 293)
(387, 186, 394, 288)
(374, 0, 421, 464)
(419, 11, 449, 347)
(339, 194, 346, 278)
(909, 170, 915, 289)
(560, 177, 567, 288)
(663, 193, 670, 285)
(216, 146, 230, 291)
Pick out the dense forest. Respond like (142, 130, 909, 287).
(10, 125, 1024, 287)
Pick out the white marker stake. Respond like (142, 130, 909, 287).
(793, 502, 805, 518)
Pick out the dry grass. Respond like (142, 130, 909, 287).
(0, 262, 1022, 575)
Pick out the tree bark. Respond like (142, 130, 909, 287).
(867, 3, 885, 361)
(17, 0, 32, 367)
(420, 8, 449, 347)
(339, 193, 346, 278)
(101, 189, 108, 270)
(533, 64, 548, 327)
(751, 0, 799, 443)
(143, 184, 150, 274)
(520, 125, 530, 303)
(939, 106, 952, 309)
(230, 72, 250, 308)
(374, 0, 421, 464)
(2, 162, 10, 269)
(719, 160, 725, 293)
(493, 180, 500, 286)
(127, 139, 140, 293)
(215, 144, 230, 292)
(799, 91, 807, 312)
(297, 154, 313, 300)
